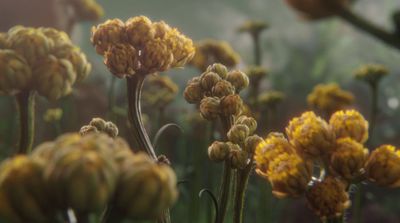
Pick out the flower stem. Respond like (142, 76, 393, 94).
(15, 90, 35, 154)
(338, 7, 400, 50)
(233, 160, 253, 223)
(351, 183, 362, 223)
(126, 75, 157, 159)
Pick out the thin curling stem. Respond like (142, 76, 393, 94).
(126, 74, 157, 160)
(15, 90, 35, 154)
(338, 7, 400, 51)
(233, 159, 253, 223)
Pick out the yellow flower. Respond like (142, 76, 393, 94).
(329, 110, 369, 144)
(140, 38, 174, 74)
(164, 28, 195, 67)
(254, 133, 295, 178)
(104, 43, 140, 77)
(0, 49, 32, 95)
(306, 176, 351, 220)
(80, 117, 119, 138)
(364, 145, 400, 188)
(286, 111, 335, 159)
(330, 137, 369, 181)
(307, 83, 354, 114)
(43, 108, 63, 123)
(125, 16, 155, 48)
(267, 153, 313, 198)
(354, 64, 389, 86)
(39, 28, 70, 47)
(91, 19, 126, 55)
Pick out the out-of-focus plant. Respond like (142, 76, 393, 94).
(283, 0, 400, 50)
(237, 20, 268, 66)
(91, 15, 194, 222)
(43, 108, 63, 135)
(80, 117, 119, 138)
(189, 40, 240, 71)
(245, 66, 269, 111)
(354, 64, 389, 139)
(184, 63, 262, 223)
(258, 90, 285, 130)
(0, 26, 91, 154)
(307, 83, 354, 117)
(255, 109, 400, 223)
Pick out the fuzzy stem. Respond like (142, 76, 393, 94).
(15, 91, 35, 154)
(338, 7, 400, 50)
(233, 159, 253, 223)
(126, 75, 157, 159)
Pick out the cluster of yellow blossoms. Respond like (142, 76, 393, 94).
(284, 0, 349, 20)
(0, 131, 177, 223)
(255, 109, 400, 219)
(142, 75, 179, 110)
(91, 16, 195, 77)
(80, 117, 119, 138)
(184, 63, 249, 120)
(0, 26, 91, 100)
(307, 83, 354, 115)
(353, 64, 389, 86)
(189, 40, 240, 71)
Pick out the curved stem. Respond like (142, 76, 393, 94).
(15, 91, 35, 154)
(233, 160, 253, 223)
(338, 7, 400, 50)
(126, 75, 157, 159)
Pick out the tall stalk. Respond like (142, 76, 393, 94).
(15, 90, 35, 154)
(233, 158, 253, 223)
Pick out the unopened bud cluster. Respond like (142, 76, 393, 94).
(80, 117, 119, 138)
(184, 63, 249, 120)
(0, 26, 91, 100)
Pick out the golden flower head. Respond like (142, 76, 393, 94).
(80, 117, 119, 138)
(141, 38, 174, 74)
(212, 80, 235, 98)
(142, 75, 179, 109)
(91, 19, 126, 55)
(235, 115, 257, 134)
(306, 176, 351, 220)
(0, 49, 32, 95)
(125, 16, 155, 48)
(220, 94, 243, 116)
(70, 0, 104, 21)
(286, 111, 335, 159)
(189, 39, 240, 71)
(227, 124, 250, 144)
(245, 66, 269, 83)
(104, 43, 139, 77)
(229, 145, 249, 169)
(199, 97, 221, 120)
(0, 155, 53, 223)
(254, 133, 295, 178)
(307, 83, 354, 114)
(365, 145, 400, 188)
(330, 137, 369, 181)
(43, 108, 63, 123)
(267, 153, 313, 198)
(44, 134, 119, 213)
(208, 141, 231, 162)
(258, 91, 285, 109)
(33, 55, 76, 101)
(183, 78, 204, 104)
(329, 110, 369, 144)
(237, 20, 269, 36)
(54, 44, 92, 82)
(226, 70, 249, 93)
(285, 0, 350, 20)
(115, 153, 178, 220)
(354, 64, 389, 86)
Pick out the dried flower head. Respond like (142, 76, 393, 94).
(354, 64, 389, 86)
(286, 111, 335, 159)
(208, 141, 231, 162)
(220, 94, 243, 116)
(43, 108, 63, 123)
(330, 137, 369, 181)
(284, 0, 350, 20)
(80, 117, 119, 138)
(329, 110, 369, 144)
(365, 145, 400, 188)
(227, 124, 250, 144)
(189, 39, 240, 71)
(199, 97, 221, 120)
(0, 50, 31, 95)
(307, 83, 354, 114)
(226, 70, 249, 93)
(306, 176, 351, 220)
(104, 43, 140, 77)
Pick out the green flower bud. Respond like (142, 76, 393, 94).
(199, 97, 221, 120)
(206, 63, 228, 79)
(200, 72, 221, 91)
(235, 115, 257, 134)
(226, 70, 249, 92)
(227, 124, 250, 144)
(220, 94, 243, 116)
(212, 80, 235, 98)
(208, 141, 230, 162)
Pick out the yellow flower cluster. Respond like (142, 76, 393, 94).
(142, 75, 179, 109)
(307, 83, 354, 115)
(0, 26, 91, 100)
(354, 64, 389, 86)
(237, 20, 269, 36)
(365, 145, 400, 187)
(80, 117, 119, 138)
(184, 63, 248, 120)
(43, 108, 63, 123)
(0, 132, 178, 222)
(70, 0, 104, 21)
(91, 16, 195, 77)
(189, 39, 240, 71)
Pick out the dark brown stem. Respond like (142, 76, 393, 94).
(126, 75, 157, 159)
(338, 7, 400, 50)
(15, 91, 35, 154)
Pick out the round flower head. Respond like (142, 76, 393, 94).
(227, 124, 250, 144)
(267, 153, 313, 198)
(0, 156, 53, 223)
(235, 115, 257, 134)
(0, 49, 32, 95)
(0, 33, 8, 49)
(70, 0, 104, 21)
(125, 16, 155, 48)
(115, 153, 178, 220)
(284, 0, 350, 20)
(365, 145, 400, 188)
(183, 79, 203, 104)
(206, 63, 228, 79)
(306, 176, 351, 220)
(200, 71, 221, 92)
(258, 91, 285, 109)
(54, 45, 92, 82)
(91, 19, 126, 55)
(255, 133, 295, 178)
(329, 110, 369, 144)
(208, 141, 231, 162)
(140, 38, 174, 74)
(237, 20, 269, 36)
(220, 94, 243, 116)
(307, 83, 354, 115)
(199, 97, 221, 120)
(244, 134, 263, 154)
(189, 39, 240, 71)
(354, 64, 389, 86)
(330, 137, 369, 181)
(104, 43, 139, 77)
(212, 80, 235, 98)
(286, 111, 335, 159)
(226, 70, 249, 93)
(80, 117, 119, 138)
